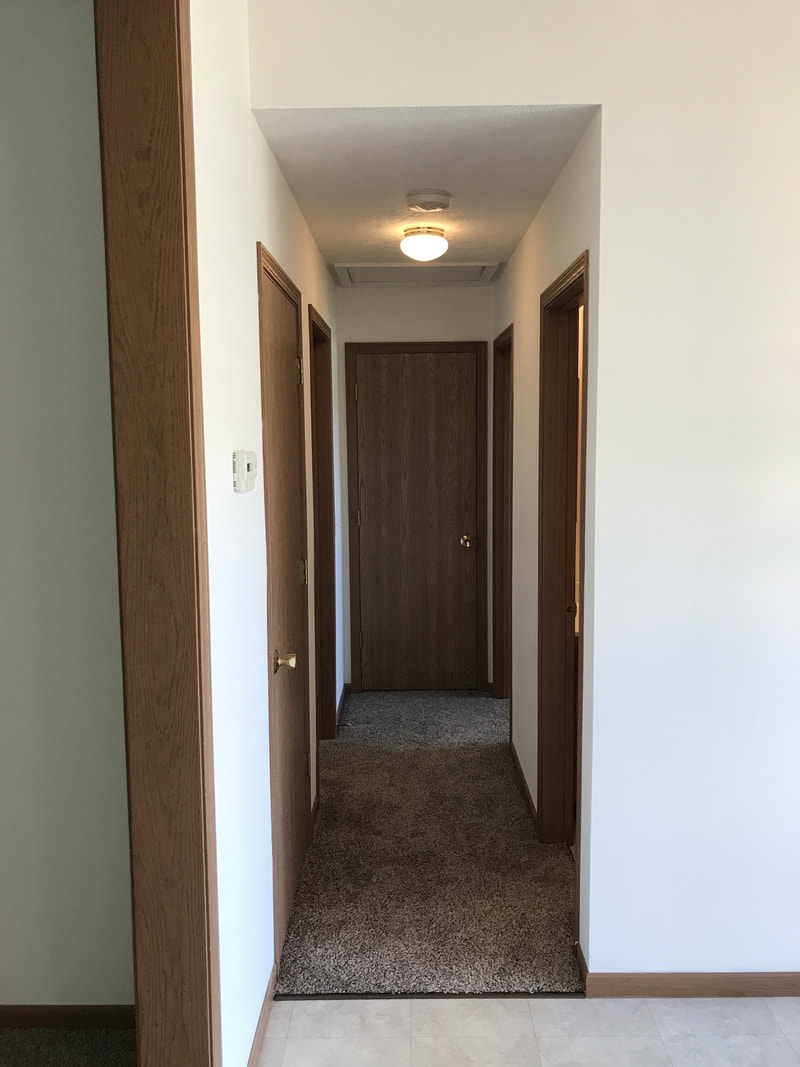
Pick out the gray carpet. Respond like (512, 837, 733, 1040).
(0, 1029, 135, 1067)
(276, 691, 582, 995)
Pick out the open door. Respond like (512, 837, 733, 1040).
(257, 245, 311, 958)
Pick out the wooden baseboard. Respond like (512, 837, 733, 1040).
(247, 964, 278, 1066)
(585, 971, 800, 998)
(575, 942, 589, 985)
(0, 1005, 136, 1028)
(336, 683, 351, 725)
(510, 740, 538, 830)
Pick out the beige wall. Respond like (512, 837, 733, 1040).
(190, 0, 337, 1060)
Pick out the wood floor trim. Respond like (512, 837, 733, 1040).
(584, 972, 800, 998)
(0, 1006, 136, 1029)
(510, 740, 538, 832)
(246, 965, 278, 1067)
(336, 683, 351, 726)
(575, 943, 589, 985)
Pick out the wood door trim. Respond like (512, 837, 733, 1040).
(345, 352, 363, 691)
(257, 243, 312, 957)
(246, 964, 278, 1067)
(475, 350, 489, 693)
(308, 305, 336, 759)
(492, 325, 514, 703)
(345, 341, 489, 692)
(537, 252, 589, 866)
(259, 244, 301, 306)
(94, 1, 219, 1063)
(585, 972, 800, 998)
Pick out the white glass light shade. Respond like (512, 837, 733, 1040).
(400, 226, 448, 262)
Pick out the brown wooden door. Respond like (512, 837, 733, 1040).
(347, 343, 487, 691)
(257, 245, 310, 958)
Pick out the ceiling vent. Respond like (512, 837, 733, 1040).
(407, 189, 451, 213)
(333, 263, 500, 288)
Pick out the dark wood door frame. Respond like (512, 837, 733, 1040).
(94, 0, 220, 1063)
(257, 243, 312, 959)
(309, 306, 337, 750)
(492, 325, 514, 703)
(537, 252, 589, 851)
(346, 342, 488, 693)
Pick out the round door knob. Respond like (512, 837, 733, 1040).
(273, 651, 297, 673)
(460, 534, 472, 548)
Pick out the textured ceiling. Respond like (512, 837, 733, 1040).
(255, 106, 597, 271)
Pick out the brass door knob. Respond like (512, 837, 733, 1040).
(273, 651, 297, 674)
(460, 534, 472, 548)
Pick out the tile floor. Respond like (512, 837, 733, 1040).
(257, 996, 800, 1066)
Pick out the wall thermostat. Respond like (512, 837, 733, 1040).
(232, 449, 258, 493)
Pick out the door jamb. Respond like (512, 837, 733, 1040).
(491, 325, 514, 705)
(345, 341, 488, 692)
(308, 307, 336, 761)
(94, 0, 220, 1062)
(537, 252, 589, 861)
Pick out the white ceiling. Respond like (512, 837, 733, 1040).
(255, 105, 597, 283)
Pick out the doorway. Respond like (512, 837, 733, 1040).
(308, 307, 337, 743)
(537, 252, 589, 848)
(345, 342, 488, 691)
(492, 325, 514, 701)
(275, 333, 582, 997)
(256, 244, 312, 959)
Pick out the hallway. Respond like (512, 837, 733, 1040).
(276, 692, 581, 996)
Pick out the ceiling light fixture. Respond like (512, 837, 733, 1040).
(400, 225, 449, 262)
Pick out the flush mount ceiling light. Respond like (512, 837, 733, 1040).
(400, 225, 449, 262)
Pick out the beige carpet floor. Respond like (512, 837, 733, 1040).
(276, 691, 582, 996)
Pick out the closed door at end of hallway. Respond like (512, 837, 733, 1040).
(347, 342, 487, 691)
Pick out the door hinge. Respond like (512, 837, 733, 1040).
(305, 751, 310, 778)
(300, 558, 308, 585)
(355, 382, 358, 401)
(357, 508, 361, 527)
(297, 357, 304, 386)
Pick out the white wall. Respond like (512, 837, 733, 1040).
(249, 0, 800, 976)
(0, 0, 133, 1004)
(336, 287, 495, 683)
(493, 115, 601, 946)
(189, 0, 338, 1060)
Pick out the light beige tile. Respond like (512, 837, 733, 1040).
(662, 1033, 800, 1065)
(529, 997, 657, 1037)
(256, 1036, 286, 1067)
(288, 998, 411, 1038)
(647, 997, 782, 1036)
(536, 1035, 671, 1065)
(265, 1001, 293, 1039)
(766, 998, 800, 1035)
(411, 999, 534, 1038)
(281, 1036, 411, 1066)
(412, 1034, 541, 1066)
